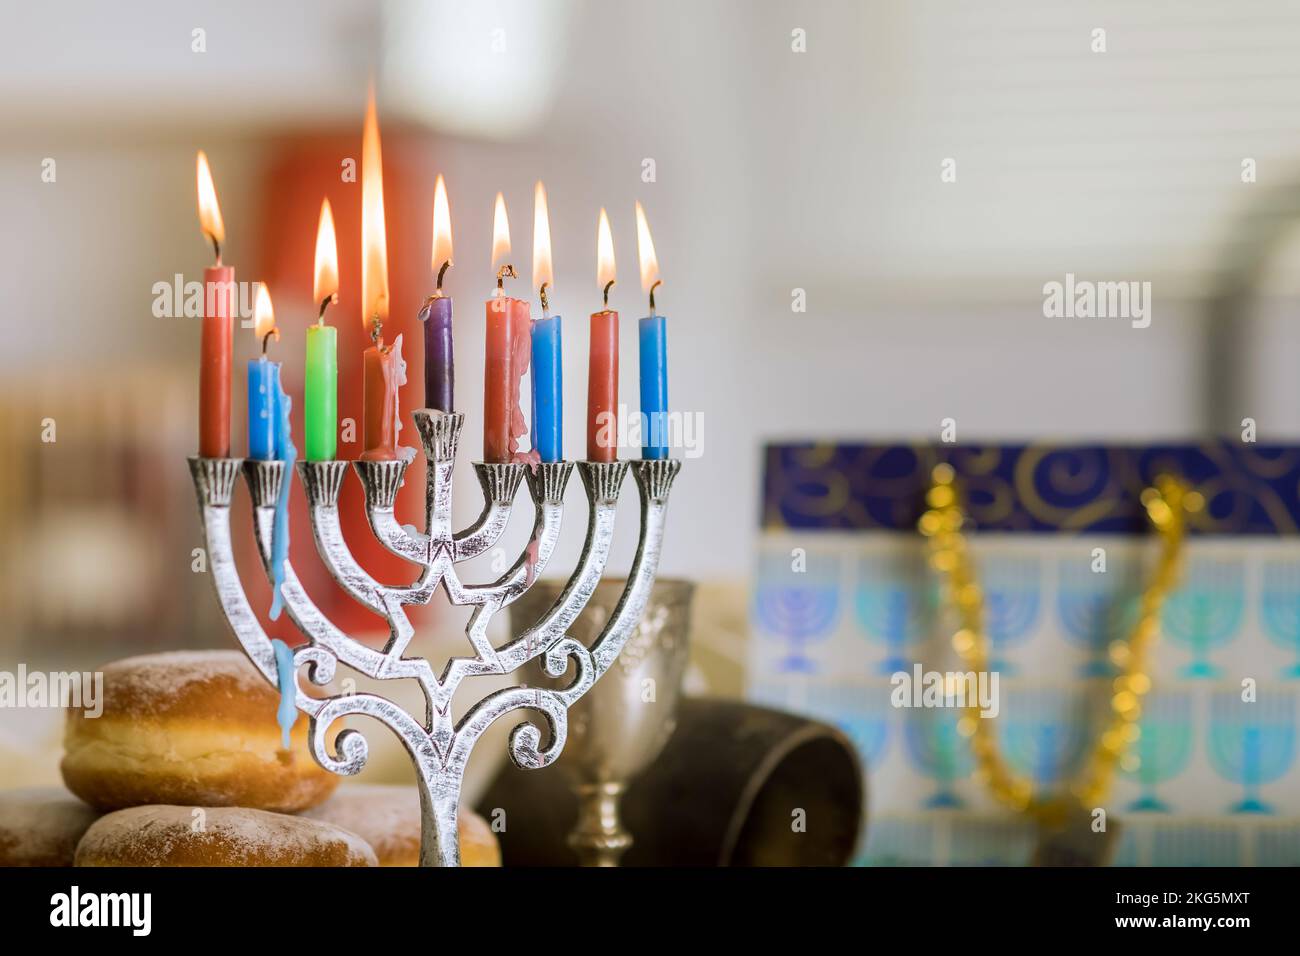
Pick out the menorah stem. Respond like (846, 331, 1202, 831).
(567, 782, 632, 866)
(416, 770, 462, 867)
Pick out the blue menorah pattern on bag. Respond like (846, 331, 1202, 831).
(904, 706, 973, 808)
(1208, 689, 1296, 814)
(980, 556, 1042, 674)
(1161, 557, 1245, 679)
(1123, 690, 1194, 813)
(1057, 555, 1142, 678)
(751, 550, 842, 674)
(751, 442, 1300, 865)
(855, 553, 935, 674)
(1261, 558, 1300, 679)
(1000, 687, 1091, 789)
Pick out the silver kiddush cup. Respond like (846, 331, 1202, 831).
(514, 577, 695, 866)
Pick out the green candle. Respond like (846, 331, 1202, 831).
(307, 198, 339, 461)
(305, 322, 337, 460)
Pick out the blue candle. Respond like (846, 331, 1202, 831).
(530, 181, 563, 462)
(638, 315, 668, 459)
(531, 314, 563, 461)
(634, 201, 668, 460)
(248, 284, 295, 619)
(247, 357, 279, 460)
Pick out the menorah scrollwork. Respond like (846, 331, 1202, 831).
(189, 409, 680, 866)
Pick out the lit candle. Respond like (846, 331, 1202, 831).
(247, 285, 296, 620)
(247, 284, 281, 461)
(359, 89, 401, 462)
(531, 181, 562, 462)
(587, 209, 619, 462)
(635, 201, 668, 460)
(196, 151, 234, 459)
(483, 193, 533, 464)
(305, 198, 339, 461)
(421, 174, 455, 413)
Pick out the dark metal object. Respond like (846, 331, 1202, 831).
(479, 697, 865, 866)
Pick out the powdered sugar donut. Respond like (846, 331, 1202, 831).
(0, 787, 100, 866)
(75, 805, 376, 867)
(304, 784, 500, 866)
(61, 650, 338, 812)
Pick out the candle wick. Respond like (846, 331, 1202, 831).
(317, 294, 335, 326)
(649, 279, 662, 316)
(261, 327, 279, 355)
(539, 281, 550, 317)
(602, 279, 615, 309)
(210, 234, 222, 267)
(436, 260, 451, 295)
(371, 316, 383, 347)
(497, 263, 517, 293)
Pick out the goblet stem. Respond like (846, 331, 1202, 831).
(568, 782, 633, 866)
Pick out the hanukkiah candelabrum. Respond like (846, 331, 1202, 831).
(189, 408, 680, 866)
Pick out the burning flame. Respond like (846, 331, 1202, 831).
(361, 88, 389, 335)
(253, 283, 277, 343)
(596, 208, 616, 292)
(491, 192, 512, 273)
(533, 181, 553, 292)
(196, 151, 225, 255)
(313, 198, 339, 308)
(635, 201, 659, 295)
(431, 174, 453, 273)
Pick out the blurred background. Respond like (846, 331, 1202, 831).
(4, 0, 1300, 863)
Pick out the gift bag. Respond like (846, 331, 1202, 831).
(747, 443, 1300, 866)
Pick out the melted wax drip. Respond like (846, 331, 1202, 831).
(271, 638, 297, 748)
(508, 309, 540, 467)
(391, 333, 417, 464)
(269, 374, 296, 620)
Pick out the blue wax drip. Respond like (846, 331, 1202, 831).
(269, 368, 296, 620)
(270, 638, 297, 749)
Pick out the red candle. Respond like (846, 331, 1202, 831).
(196, 151, 233, 459)
(484, 294, 531, 463)
(359, 88, 401, 462)
(587, 208, 619, 462)
(361, 341, 400, 461)
(483, 193, 533, 464)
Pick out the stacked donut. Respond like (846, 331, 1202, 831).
(0, 650, 499, 867)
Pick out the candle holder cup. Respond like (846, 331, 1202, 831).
(189, 409, 680, 866)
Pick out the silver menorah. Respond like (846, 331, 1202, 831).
(188, 408, 679, 866)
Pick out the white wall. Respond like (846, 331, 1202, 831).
(5, 0, 1300, 583)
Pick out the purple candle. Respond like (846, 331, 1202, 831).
(422, 294, 454, 412)
(423, 174, 455, 413)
